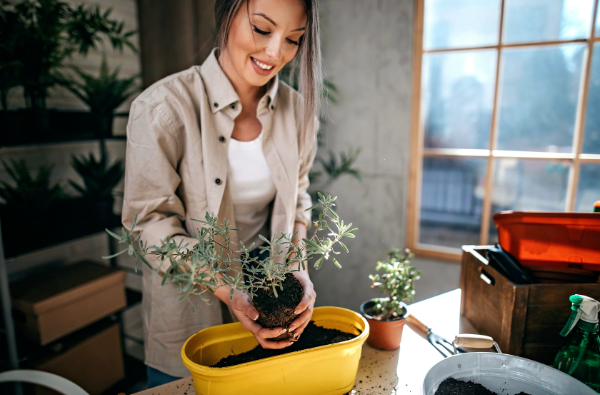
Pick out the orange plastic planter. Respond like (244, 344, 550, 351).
(181, 306, 369, 395)
(493, 211, 600, 270)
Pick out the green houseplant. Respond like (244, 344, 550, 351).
(64, 54, 139, 139)
(0, 0, 137, 142)
(69, 151, 124, 225)
(0, 0, 137, 110)
(0, 159, 64, 213)
(104, 193, 357, 338)
(0, 3, 22, 111)
(360, 248, 420, 350)
(0, 159, 66, 256)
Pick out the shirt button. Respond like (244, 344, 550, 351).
(214, 102, 218, 108)
(215, 178, 222, 185)
(219, 136, 225, 143)
(231, 104, 236, 110)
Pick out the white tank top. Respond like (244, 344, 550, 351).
(227, 132, 277, 248)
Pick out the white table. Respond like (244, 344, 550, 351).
(134, 289, 477, 395)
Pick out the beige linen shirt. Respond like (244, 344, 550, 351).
(122, 49, 314, 376)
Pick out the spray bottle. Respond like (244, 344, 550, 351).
(553, 295, 600, 392)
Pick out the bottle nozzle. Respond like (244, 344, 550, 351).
(560, 294, 600, 337)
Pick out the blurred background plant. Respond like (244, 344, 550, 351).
(62, 54, 139, 142)
(0, 159, 64, 214)
(70, 151, 124, 225)
(0, 0, 137, 110)
(369, 248, 421, 320)
(69, 151, 124, 201)
(0, 3, 22, 111)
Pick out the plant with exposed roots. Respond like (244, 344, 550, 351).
(104, 193, 357, 307)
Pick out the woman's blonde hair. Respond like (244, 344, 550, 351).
(215, 0, 322, 160)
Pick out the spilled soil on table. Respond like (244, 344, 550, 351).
(212, 322, 357, 367)
(435, 378, 531, 395)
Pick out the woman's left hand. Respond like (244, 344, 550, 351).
(289, 270, 316, 340)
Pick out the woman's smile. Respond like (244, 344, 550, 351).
(250, 56, 275, 75)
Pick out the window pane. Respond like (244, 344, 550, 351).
(488, 158, 570, 242)
(422, 51, 496, 149)
(424, 0, 501, 50)
(419, 157, 486, 248)
(575, 163, 600, 212)
(503, 0, 594, 44)
(596, 5, 600, 36)
(496, 45, 585, 152)
(583, 43, 600, 154)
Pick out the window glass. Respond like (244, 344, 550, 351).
(503, 0, 594, 44)
(424, 0, 501, 50)
(419, 157, 486, 248)
(422, 51, 496, 149)
(496, 44, 585, 152)
(596, 5, 600, 36)
(576, 163, 600, 212)
(488, 158, 570, 242)
(583, 43, 600, 154)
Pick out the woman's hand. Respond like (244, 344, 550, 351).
(288, 270, 316, 341)
(229, 289, 293, 349)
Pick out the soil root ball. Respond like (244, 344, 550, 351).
(253, 273, 303, 340)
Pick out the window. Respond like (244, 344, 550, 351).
(407, 0, 600, 261)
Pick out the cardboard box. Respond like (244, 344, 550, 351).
(30, 322, 125, 395)
(10, 261, 126, 345)
(460, 245, 600, 364)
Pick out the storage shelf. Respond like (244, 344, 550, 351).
(0, 135, 126, 149)
(0, 117, 134, 372)
(1, 213, 123, 261)
(0, 110, 129, 148)
(126, 289, 143, 308)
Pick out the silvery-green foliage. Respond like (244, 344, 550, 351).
(103, 193, 357, 305)
(369, 248, 420, 321)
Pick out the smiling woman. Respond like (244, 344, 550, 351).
(120, 0, 323, 389)
(216, 0, 321, 153)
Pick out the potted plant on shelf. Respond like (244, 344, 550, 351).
(63, 54, 139, 140)
(360, 248, 420, 350)
(69, 151, 124, 226)
(0, 0, 137, 140)
(105, 193, 357, 338)
(0, 159, 65, 256)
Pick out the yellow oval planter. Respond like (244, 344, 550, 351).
(181, 306, 369, 395)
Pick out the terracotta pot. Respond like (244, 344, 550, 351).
(360, 299, 408, 350)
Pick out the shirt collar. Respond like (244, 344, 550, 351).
(200, 48, 279, 114)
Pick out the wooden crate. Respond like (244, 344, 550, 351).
(460, 245, 600, 365)
(10, 261, 126, 345)
(30, 322, 125, 395)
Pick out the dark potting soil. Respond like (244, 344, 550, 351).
(252, 273, 303, 340)
(435, 378, 532, 395)
(212, 321, 357, 368)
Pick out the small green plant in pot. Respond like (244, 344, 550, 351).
(360, 248, 420, 350)
(70, 151, 124, 225)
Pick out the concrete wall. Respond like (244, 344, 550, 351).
(312, 0, 459, 310)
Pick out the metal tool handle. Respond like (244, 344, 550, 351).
(453, 334, 501, 354)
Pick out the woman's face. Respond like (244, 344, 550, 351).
(223, 0, 307, 88)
